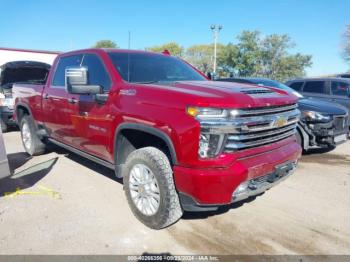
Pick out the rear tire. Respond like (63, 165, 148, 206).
(123, 147, 183, 229)
(20, 115, 46, 156)
(1, 119, 7, 133)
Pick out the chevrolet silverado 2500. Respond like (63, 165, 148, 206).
(13, 49, 301, 229)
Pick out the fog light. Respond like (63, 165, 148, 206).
(233, 181, 249, 196)
(198, 133, 224, 158)
(199, 134, 210, 158)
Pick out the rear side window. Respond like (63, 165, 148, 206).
(289, 82, 303, 91)
(331, 81, 350, 96)
(82, 54, 111, 91)
(52, 55, 83, 86)
(303, 81, 325, 94)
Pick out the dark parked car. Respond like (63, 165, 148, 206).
(218, 78, 349, 151)
(0, 61, 50, 132)
(337, 73, 350, 79)
(285, 78, 350, 114)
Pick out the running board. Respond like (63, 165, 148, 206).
(48, 138, 115, 170)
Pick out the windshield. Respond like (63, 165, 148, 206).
(249, 78, 303, 98)
(108, 52, 206, 83)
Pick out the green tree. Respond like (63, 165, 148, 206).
(146, 42, 184, 57)
(185, 44, 225, 75)
(221, 30, 312, 81)
(218, 43, 238, 75)
(235, 30, 263, 77)
(92, 40, 118, 48)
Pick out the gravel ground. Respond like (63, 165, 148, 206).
(0, 130, 349, 255)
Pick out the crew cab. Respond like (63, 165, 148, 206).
(218, 78, 349, 151)
(14, 49, 301, 229)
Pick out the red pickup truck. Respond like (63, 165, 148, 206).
(13, 48, 301, 229)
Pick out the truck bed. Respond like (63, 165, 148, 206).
(13, 83, 45, 123)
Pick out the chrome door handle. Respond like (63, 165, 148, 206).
(43, 93, 50, 100)
(68, 98, 78, 104)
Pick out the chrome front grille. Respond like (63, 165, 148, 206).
(236, 103, 298, 116)
(224, 104, 299, 151)
(199, 103, 300, 154)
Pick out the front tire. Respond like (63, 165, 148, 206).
(20, 115, 46, 156)
(123, 147, 183, 229)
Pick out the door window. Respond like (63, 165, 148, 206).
(52, 55, 83, 86)
(82, 54, 111, 91)
(331, 81, 350, 96)
(303, 81, 325, 94)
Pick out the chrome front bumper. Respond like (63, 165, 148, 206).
(232, 161, 297, 203)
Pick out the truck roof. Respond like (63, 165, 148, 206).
(58, 48, 170, 57)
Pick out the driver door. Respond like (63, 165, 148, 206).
(66, 53, 114, 162)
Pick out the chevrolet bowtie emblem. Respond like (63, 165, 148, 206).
(274, 117, 287, 128)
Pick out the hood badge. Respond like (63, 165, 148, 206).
(119, 89, 136, 96)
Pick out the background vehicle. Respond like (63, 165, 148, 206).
(285, 78, 350, 114)
(0, 61, 50, 132)
(14, 49, 301, 229)
(218, 78, 349, 151)
(337, 73, 350, 79)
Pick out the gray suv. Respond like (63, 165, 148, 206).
(285, 78, 350, 112)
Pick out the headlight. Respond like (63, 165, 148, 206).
(302, 111, 331, 122)
(187, 107, 228, 120)
(0, 93, 5, 106)
(0, 93, 14, 109)
(187, 107, 227, 158)
(198, 133, 225, 158)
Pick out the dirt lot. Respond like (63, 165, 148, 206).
(0, 130, 349, 255)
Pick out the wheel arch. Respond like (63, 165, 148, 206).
(114, 123, 178, 169)
(15, 103, 33, 124)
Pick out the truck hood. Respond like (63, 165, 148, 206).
(156, 80, 297, 108)
(298, 98, 348, 116)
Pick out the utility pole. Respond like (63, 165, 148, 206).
(210, 24, 223, 77)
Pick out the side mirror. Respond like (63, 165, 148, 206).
(65, 67, 102, 95)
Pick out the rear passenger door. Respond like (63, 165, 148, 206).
(301, 80, 330, 101)
(43, 54, 83, 143)
(330, 80, 350, 111)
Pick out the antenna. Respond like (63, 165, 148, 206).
(127, 31, 131, 82)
